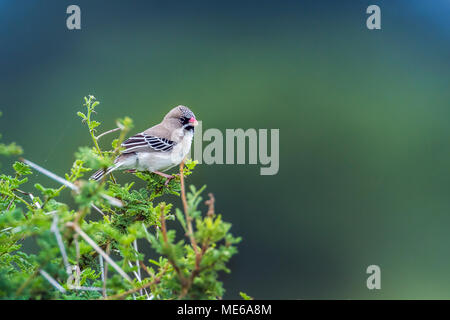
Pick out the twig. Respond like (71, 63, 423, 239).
(178, 161, 205, 299)
(67, 222, 133, 284)
(104, 266, 167, 300)
(132, 240, 146, 297)
(177, 164, 216, 299)
(21, 158, 78, 191)
(74, 234, 80, 271)
(99, 255, 106, 298)
(133, 240, 141, 282)
(103, 242, 111, 297)
(179, 162, 189, 216)
(91, 204, 105, 216)
(16, 189, 41, 209)
(100, 194, 123, 208)
(20, 158, 123, 207)
(205, 193, 215, 217)
(6, 199, 14, 211)
(3, 190, 34, 212)
(0, 227, 13, 233)
(127, 260, 151, 299)
(39, 269, 67, 294)
(96, 127, 121, 140)
(104, 280, 155, 300)
(179, 162, 200, 259)
(44, 210, 59, 216)
(139, 261, 153, 277)
(69, 286, 104, 292)
(50, 215, 70, 273)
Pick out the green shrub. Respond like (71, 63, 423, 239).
(0, 96, 242, 300)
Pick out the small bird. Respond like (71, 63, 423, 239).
(90, 105, 198, 183)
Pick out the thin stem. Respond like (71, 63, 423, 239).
(86, 106, 103, 156)
(20, 158, 123, 208)
(6, 199, 14, 211)
(96, 127, 121, 140)
(99, 255, 106, 298)
(177, 162, 207, 299)
(50, 215, 70, 272)
(39, 270, 67, 293)
(205, 193, 215, 217)
(15, 189, 41, 209)
(179, 162, 199, 257)
(104, 270, 165, 300)
(103, 242, 111, 297)
(67, 222, 133, 284)
(133, 240, 141, 281)
(106, 278, 160, 300)
(74, 234, 80, 273)
(139, 261, 153, 277)
(11, 193, 34, 212)
(91, 131, 103, 155)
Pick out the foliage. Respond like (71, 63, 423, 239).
(0, 96, 242, 300)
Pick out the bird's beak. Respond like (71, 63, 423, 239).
(189, 117, 198, 126)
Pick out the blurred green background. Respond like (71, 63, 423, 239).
(1, 0, 450, 299)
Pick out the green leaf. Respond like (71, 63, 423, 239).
(0, 142, 23, 156)
(34, 183, 60, 198)
(111, 138, 119, 149)
(91, 101, 100, 109)
(77, 111, 86, 120)
(90, 121, 100, 129)
(13, 162, 32, 176)
(175, 208, 187, 232)
(239, 292, 253, 300)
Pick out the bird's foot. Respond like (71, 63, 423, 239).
(153, 171, 179, 186)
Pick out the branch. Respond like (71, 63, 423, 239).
(178, 162, 208, 299)
(39, 269, 67, 293)
(20, 158, 123, 208)
(179, 162, 200, 259)
(2, 189, 34, 212)
(205, 193, 215, 217)
(103, 242, 111, 297)
(95, 127, 121, 140)
(104, 266, 167, 300)
(139, 261, 153, 277)
(16, 189, 41, 209)
(67, 222, 133, 284)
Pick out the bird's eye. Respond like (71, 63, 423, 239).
(179, 116, 189, 125)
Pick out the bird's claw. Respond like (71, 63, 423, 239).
(164, 174, 180, 186)
(164, 177, 172, 186)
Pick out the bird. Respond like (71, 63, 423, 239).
(90, 105, 198, 183)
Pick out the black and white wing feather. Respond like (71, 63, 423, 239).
(121, 133, 175, 154)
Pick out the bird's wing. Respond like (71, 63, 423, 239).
(121, 133, 176, 154)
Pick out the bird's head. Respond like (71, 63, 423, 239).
(164, 105, 198, 132)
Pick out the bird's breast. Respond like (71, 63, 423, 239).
(172, 130, 193, 162)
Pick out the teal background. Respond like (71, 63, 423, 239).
(1, 1, 450, 299)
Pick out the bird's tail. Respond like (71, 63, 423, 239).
(89, 164, 119, 181)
